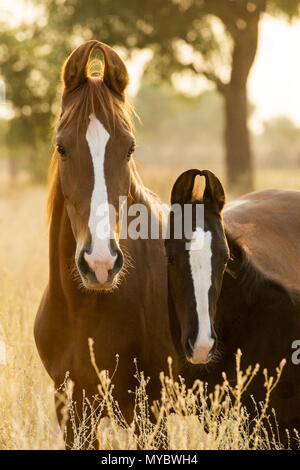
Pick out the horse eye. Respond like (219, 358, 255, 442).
(56, 144, 66, 158)
(126, 142, 136, 160)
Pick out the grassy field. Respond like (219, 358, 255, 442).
(0, 184, 64, 449)
(0, 166, 299, 449)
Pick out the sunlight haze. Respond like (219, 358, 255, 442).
(1, 2, 300, 131)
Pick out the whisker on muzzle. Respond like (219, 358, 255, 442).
(69, 243, 135, 294)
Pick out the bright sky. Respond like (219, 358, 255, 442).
(249, 15, 300, 131)
(1, 1, 300, 132)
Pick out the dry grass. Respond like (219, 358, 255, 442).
(0, 167, 299, 450)
(60, 343, 288, 450)
(0, 183, 64, 449)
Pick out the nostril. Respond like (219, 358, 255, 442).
(78, 251, 91, 275)
(186, 338, 194, 357)
(111, 249, 123, 274)
(211, 327, 217, 342)
(208, 339, 217, 358)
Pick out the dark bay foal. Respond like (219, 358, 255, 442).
(166, 169, 300, 446)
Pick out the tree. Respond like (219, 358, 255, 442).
(2, 0, 300, 190)
(0, 23, 65, 180)
(198, 1, 266, 194)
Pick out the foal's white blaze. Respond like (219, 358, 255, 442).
(84, 114, 116, 284)
(188, 227, 214, 364)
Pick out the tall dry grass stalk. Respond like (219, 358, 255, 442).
(67, 340, 291, 451)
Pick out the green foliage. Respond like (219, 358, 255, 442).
(134, 87, 223, 168)
(0, 21, 62, 180)
(0, 0, 300, 180)
(135, 88, 300, 174)
(267, 0, 300, 18)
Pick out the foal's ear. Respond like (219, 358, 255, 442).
(62, 40, 129, 98)
(200, 169, 225, 213)
(170, 169, 225, 213)
(170, 169, 202, 205)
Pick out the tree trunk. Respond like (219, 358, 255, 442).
(224, 82, 253, 195)
(214, 7, 264, 196)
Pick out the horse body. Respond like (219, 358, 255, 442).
(34, 41, 177, 448)
(216, 270, 300, 431)
(224, 188, 300, 293)
(166, 171, 300, 445)
(217, 189, 300, 436)
(35, 170, 176, 445)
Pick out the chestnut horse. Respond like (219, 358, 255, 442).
(34, 40, 177, 448)
(166, 169, 300, 446)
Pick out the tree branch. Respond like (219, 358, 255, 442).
(188, 63, 228, 95)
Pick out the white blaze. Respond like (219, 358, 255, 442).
(189, 227, 214, 351)
(85, 113, 113, 261)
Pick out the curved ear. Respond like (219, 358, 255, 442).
(170, 169, 202, 205)
(200, 169, 225, 213)
(62, 40, 98, 91)
(97, 42, 129, 98)
(62, 40, 129, 98)
(170, 169, 225, 213)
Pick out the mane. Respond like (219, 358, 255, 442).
(129, 159, 161, 206)
(226, 233, 298, 305)
(46, 60, 137, 227)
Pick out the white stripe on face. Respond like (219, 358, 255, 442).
(189, 227, 214, 356)
(84, 114, 116, 281)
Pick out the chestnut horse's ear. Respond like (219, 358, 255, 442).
(170, 169, 202, 205)
(170, 169, 225, 213)
(200, 169, 225, 213)
(62, 40, 129, 98)
(98, 42, 129, 98)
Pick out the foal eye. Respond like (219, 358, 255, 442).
(126, 142, 136, 160)
(56, 144, 67, 158)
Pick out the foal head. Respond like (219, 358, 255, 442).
(165, 169, 229, 365)
(52, 40, 136, 290)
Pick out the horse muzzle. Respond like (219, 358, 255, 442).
(186, 337, 215, 365)
(77, 247, 124, 290)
